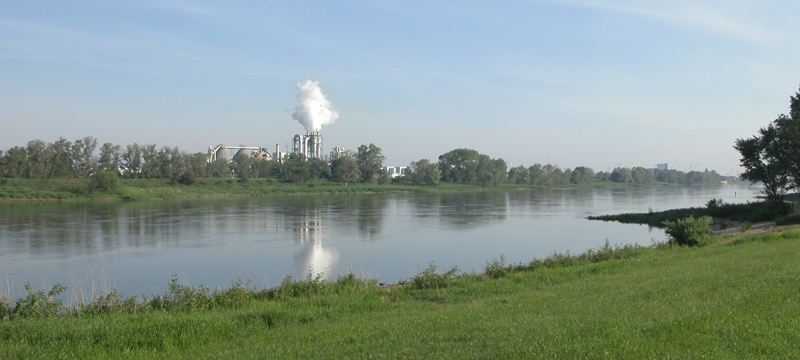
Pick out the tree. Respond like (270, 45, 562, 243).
(734, 85, 800, 203)
(0, 146, 26, 178)
(610, 167, 633, 183)
(71, 136, 97, 178)
(356, 144, 385, 183)
(231, 151, 256, 179)
(476, 156, 507, 186)
(529, 164, 545, 186)
(331, 155, 360, 183)
(734, 123, 790, 203)
(98, 142, 122, 173)
(409, 159, 441, 185)
(631, 167, 654, 184)
(570, 166, 594, 185)
(122, 143, 143, 178)
(207, 159, 231, 178)
(438, 148, 481, 183)
(508, 165, 529, 185)
(279, 153, 310, 183)
(308, 158, 331, 180)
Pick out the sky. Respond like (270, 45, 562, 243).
(2, 1, 800, 175)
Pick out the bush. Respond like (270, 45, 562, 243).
(90, 170, 120, 192)
(177, 171, 196, 185)
(663, 215, 713, 247)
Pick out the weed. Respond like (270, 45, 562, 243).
(485, 255, 510, 279)
(410, 262, 460, 289)
(10, 283, 66, 319)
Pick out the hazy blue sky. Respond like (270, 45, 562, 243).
(2, 1, 800, 174)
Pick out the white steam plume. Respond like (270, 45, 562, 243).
(292, 79, 339, 132)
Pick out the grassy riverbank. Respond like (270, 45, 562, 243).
(2, 229, 799, 358)
(589, 197, 800, 228)
(0, 178, 448, 201)
(0, 177, 647, 202)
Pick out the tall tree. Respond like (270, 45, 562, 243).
(98, 142, 122, 173)
(734, 85, 800, 203)
(356, 144, 385, 183)
(734, 123, 790, 203)
(409, 159, 441, 185)
(72, 136, 97, 178)
(438, 148, 481, 183)
(122, 143, 143, 178)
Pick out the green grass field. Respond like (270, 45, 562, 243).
(2, 229, 799, 359)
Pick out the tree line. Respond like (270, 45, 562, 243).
(0, 138, 722, 187)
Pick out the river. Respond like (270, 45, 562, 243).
(0, 184, 758, 299)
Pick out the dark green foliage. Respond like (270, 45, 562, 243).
(590, 201, 788, 227)
(177, 171, 196, 185)
(278, 153, 310, 183)
(408, 159, 441, 185)
(356, 144, 385, 183)
(735, 85, 800, 203)
(437, 148, 507, 186)
(330, 155, 360, 183)
(663, 215, 713, 247)
(89, 170, 120, 192)
(706, 198, 724, 209)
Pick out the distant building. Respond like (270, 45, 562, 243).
(656, 163, 668, 171)
(384, 166, 409, 178)
(330, 146, 346, 161)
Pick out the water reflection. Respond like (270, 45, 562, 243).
(0, 185, 759, 298)
(407, 191, 508, 229)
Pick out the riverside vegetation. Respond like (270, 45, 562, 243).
(2, 228, 799, 358)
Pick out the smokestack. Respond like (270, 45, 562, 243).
(276, 143, 281, 163)
(292, 79, 338, 132)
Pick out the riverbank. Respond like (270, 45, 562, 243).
(2, 228, 798, 358)
(0, 178, 437, 202)
(0, 177, 674, 202)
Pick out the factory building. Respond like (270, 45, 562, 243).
(292, 132, 323, 159)
(330, 146, 346, 161)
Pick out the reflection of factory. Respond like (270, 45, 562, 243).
(209, 131, 338, 163)
(293, 209, 338, 280)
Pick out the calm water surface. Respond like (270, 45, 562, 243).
(0, 184, 757, 298)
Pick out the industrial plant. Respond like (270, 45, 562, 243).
(207, 132, 329, 163)
(208, 79, 341, 164)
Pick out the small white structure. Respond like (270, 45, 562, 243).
(384, 166, 408, 178)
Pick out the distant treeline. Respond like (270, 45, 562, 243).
(0, 138, 722, 186)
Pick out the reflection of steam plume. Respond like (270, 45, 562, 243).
(293, 213, 337, 279)
(292, 79, 338, 132)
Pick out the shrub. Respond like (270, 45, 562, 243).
(177, 171, 196, 185)
(663, 215, 713, 247)
(90, 170, 120, 192)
